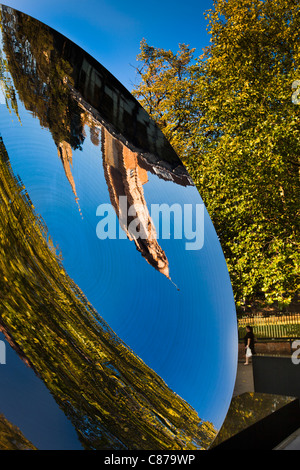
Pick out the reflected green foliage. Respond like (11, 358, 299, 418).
(0, 11, 20, 122)
(0, 136, 216, 449)
(0, 51, 20, 121)
(0, 413, 36, 450)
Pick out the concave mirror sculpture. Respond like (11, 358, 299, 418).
(0, 5, 237, 450)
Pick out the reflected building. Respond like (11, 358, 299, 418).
(101, 126, 170, 280)
(55, 106, 171, 280)
(68, 60, 194, 188)
(57, 141, 77, 201)
(0, 3, 192, 280)
(57, 141, 82, 217)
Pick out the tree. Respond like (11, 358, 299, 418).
(133, 39, 200, 159)
(133, 0, 300, 311)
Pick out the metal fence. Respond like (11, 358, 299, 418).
(238, 314, 300, 340)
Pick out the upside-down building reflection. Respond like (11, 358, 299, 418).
(101, 127, 170, 280)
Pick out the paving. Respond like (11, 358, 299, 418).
(233, 361, 254, 397)
(231, 359, 300, 450)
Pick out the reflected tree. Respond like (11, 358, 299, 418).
(0, 6, 84, 150)
(0, 413, 36, 450)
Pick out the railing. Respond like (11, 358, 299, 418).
(238, 314, 300, 340)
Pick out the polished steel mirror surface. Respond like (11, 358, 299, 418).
(211, 392, 298, 448)
(0, 5, 237, 450)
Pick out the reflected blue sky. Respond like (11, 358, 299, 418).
(0, 92, 237, 430)
(0, 332, 83, 450)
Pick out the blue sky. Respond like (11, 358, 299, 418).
(3, 0, 213, 91)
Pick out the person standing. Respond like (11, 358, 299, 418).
(244, 325, 255, 365)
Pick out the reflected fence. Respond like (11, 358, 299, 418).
(238, 314, 300, 340)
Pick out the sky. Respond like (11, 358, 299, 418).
(2, 0, 213, 91)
